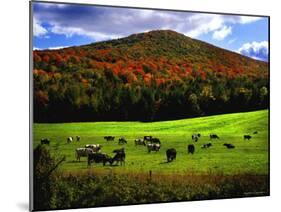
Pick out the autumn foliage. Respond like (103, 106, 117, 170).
(33, 30, 269, 122)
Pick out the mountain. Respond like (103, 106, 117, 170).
(33, 30, 269, 122)
(34, 30, 267, 80)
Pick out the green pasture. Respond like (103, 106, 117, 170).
(33, 110, 269, 175)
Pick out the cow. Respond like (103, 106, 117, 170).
(87, 152, 112, 166)
(41, 138, 50, 145)
(144, 136, 153, 142)
(191, 134, 198, 142)
(111, 150, 126, 166)
(187, 144, 195, 154)
(113, 147, 125, 154)
(210, 134, 219, 139)
(75, 148, 94, 161)
(253, 131, 258, 134)
(201, 143, 212, 149)
(224, 143, 235, 149)
(118, 137, 127, 145)
(150, 137, 161, 144)
(67, 137, 73, 144)
(104, 136, 115, 141)
(244, 135, 252, 140)
(166, 148, 177, 162)
(76, 136, 80, 142)
(135, 138, 146, 146)
(85, 144, 102, 152)
(147, 143, 161, 153)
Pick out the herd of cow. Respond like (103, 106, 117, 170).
(40, 131, 257, 166)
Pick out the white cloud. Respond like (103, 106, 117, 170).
(33, 18, 48, 37)
(33, 46, 41, 50)
(47, 46, 69, 50)
(185, 14, 224, 37)
(238, 41, 268, 61)
(238, 16, 262, 24)
(33, 46, 69, 51)
(33, 3, 264, 42)
(50, 25, 119, 41)
(212, 25, 232, 40)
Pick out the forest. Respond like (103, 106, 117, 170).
(33, 30, 269, 122)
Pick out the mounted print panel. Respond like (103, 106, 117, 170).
(30, 1, 269, 211)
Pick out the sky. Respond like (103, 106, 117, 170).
(33, 2, 269, 62)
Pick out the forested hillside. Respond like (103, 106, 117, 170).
(33, 30, 269, 122)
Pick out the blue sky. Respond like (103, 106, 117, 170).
(33, 2, 269, 61)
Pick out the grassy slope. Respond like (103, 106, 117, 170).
(33, 110, 269, 175)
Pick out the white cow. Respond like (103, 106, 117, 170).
(85, 144, 102, 152)
(67, 137, 73, 144)
(75, 148, 93, 161)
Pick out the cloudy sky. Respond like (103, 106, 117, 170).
(33, 2, 269, 61)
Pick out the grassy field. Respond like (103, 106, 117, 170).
(33, 110, 269, 175)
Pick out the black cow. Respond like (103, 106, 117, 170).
(144, 136, 153, 142)
(118, 137, 127, 144)
(201, 143, 212, 149)
(253, 131, 258, 134)
(150, 137, 161, 144)
(104, 136, 115, 141)
(76, 136, 80, 142)
(166, 148, 177, 162)
(113, 148, 125, 154)
(87, 152, 112, 166)
(187, 144, 195, 154)
(210, 134, 219, 139)
(224, 143, 235, 149)
(244, 135, 252, 140)
(111, 150, 126, 166)
(41, 138, 50, 145)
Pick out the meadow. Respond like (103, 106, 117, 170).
(33, 109, 269, 176)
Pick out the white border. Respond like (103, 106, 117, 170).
(1, 0, 280, 212)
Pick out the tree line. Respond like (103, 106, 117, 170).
(33, 67, 268, 122)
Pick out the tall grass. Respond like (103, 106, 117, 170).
(44, 171, 268, 210)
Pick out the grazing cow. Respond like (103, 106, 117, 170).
(187, 144, 195, 154)
(224, 143, 235, 149)
(75, 148, 94, 161)
(104, 136, 115, 141)
(118, 137, 127, 145)
(111, 150, 126, 166)
(244, 135, 252, 140)
(85, 144, 102, 152)
(147, 143, 161, 153)
(150, 137, 161, 144)
(166, 148, 177, 162)
(253, 131, 258, 134)
(135, 138, 146, 146)
(41, 138, 50, 145)
(76, 136, 80, 142)
(191, 134, 199, 142)
(210, 134, 219, 139)
(201, 143, 212, 149)
(144, 136, 153, 142)
(67, 137, 73, 144)
(87, 152, 112, 166)
(113, 148, 125, 154)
